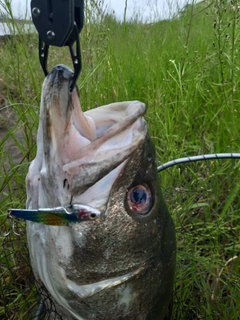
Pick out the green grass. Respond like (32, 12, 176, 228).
(0, 0, 240, 319)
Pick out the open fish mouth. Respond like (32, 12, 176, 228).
(39, 64, 148, 210)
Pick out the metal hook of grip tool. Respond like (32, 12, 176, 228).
(31, 0, 84, 92)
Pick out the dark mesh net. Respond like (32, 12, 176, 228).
(1, 158, 239, 319)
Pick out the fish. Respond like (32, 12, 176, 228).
(26, 64, 176, 320)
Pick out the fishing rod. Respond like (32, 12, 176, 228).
(157, 153, 240, 172)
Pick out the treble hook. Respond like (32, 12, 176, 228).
(4, 213, 20, 237)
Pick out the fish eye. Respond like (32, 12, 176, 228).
(126, 184, 152, 215)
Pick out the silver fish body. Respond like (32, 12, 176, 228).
(26, 65, 176, 320)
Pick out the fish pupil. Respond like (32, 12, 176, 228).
(131, 188, 146, 204)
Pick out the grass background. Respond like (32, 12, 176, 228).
(0, 0, 240, 319)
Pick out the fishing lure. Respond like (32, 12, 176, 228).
(8, 204, 101, 226)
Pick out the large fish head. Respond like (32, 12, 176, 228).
(26, 64, 176, 320)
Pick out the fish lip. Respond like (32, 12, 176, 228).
(66, 264, 147, 299)
(45, 64, 74, 93)
(49, 64, 74, 81)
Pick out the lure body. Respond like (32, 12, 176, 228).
(9, 204, 101, 226)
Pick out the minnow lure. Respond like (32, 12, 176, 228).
(8, 204, 101, 226)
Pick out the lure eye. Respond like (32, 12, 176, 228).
(126, 184, 152, 215)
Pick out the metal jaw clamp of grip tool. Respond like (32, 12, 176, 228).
(30, 0, 84, 92)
